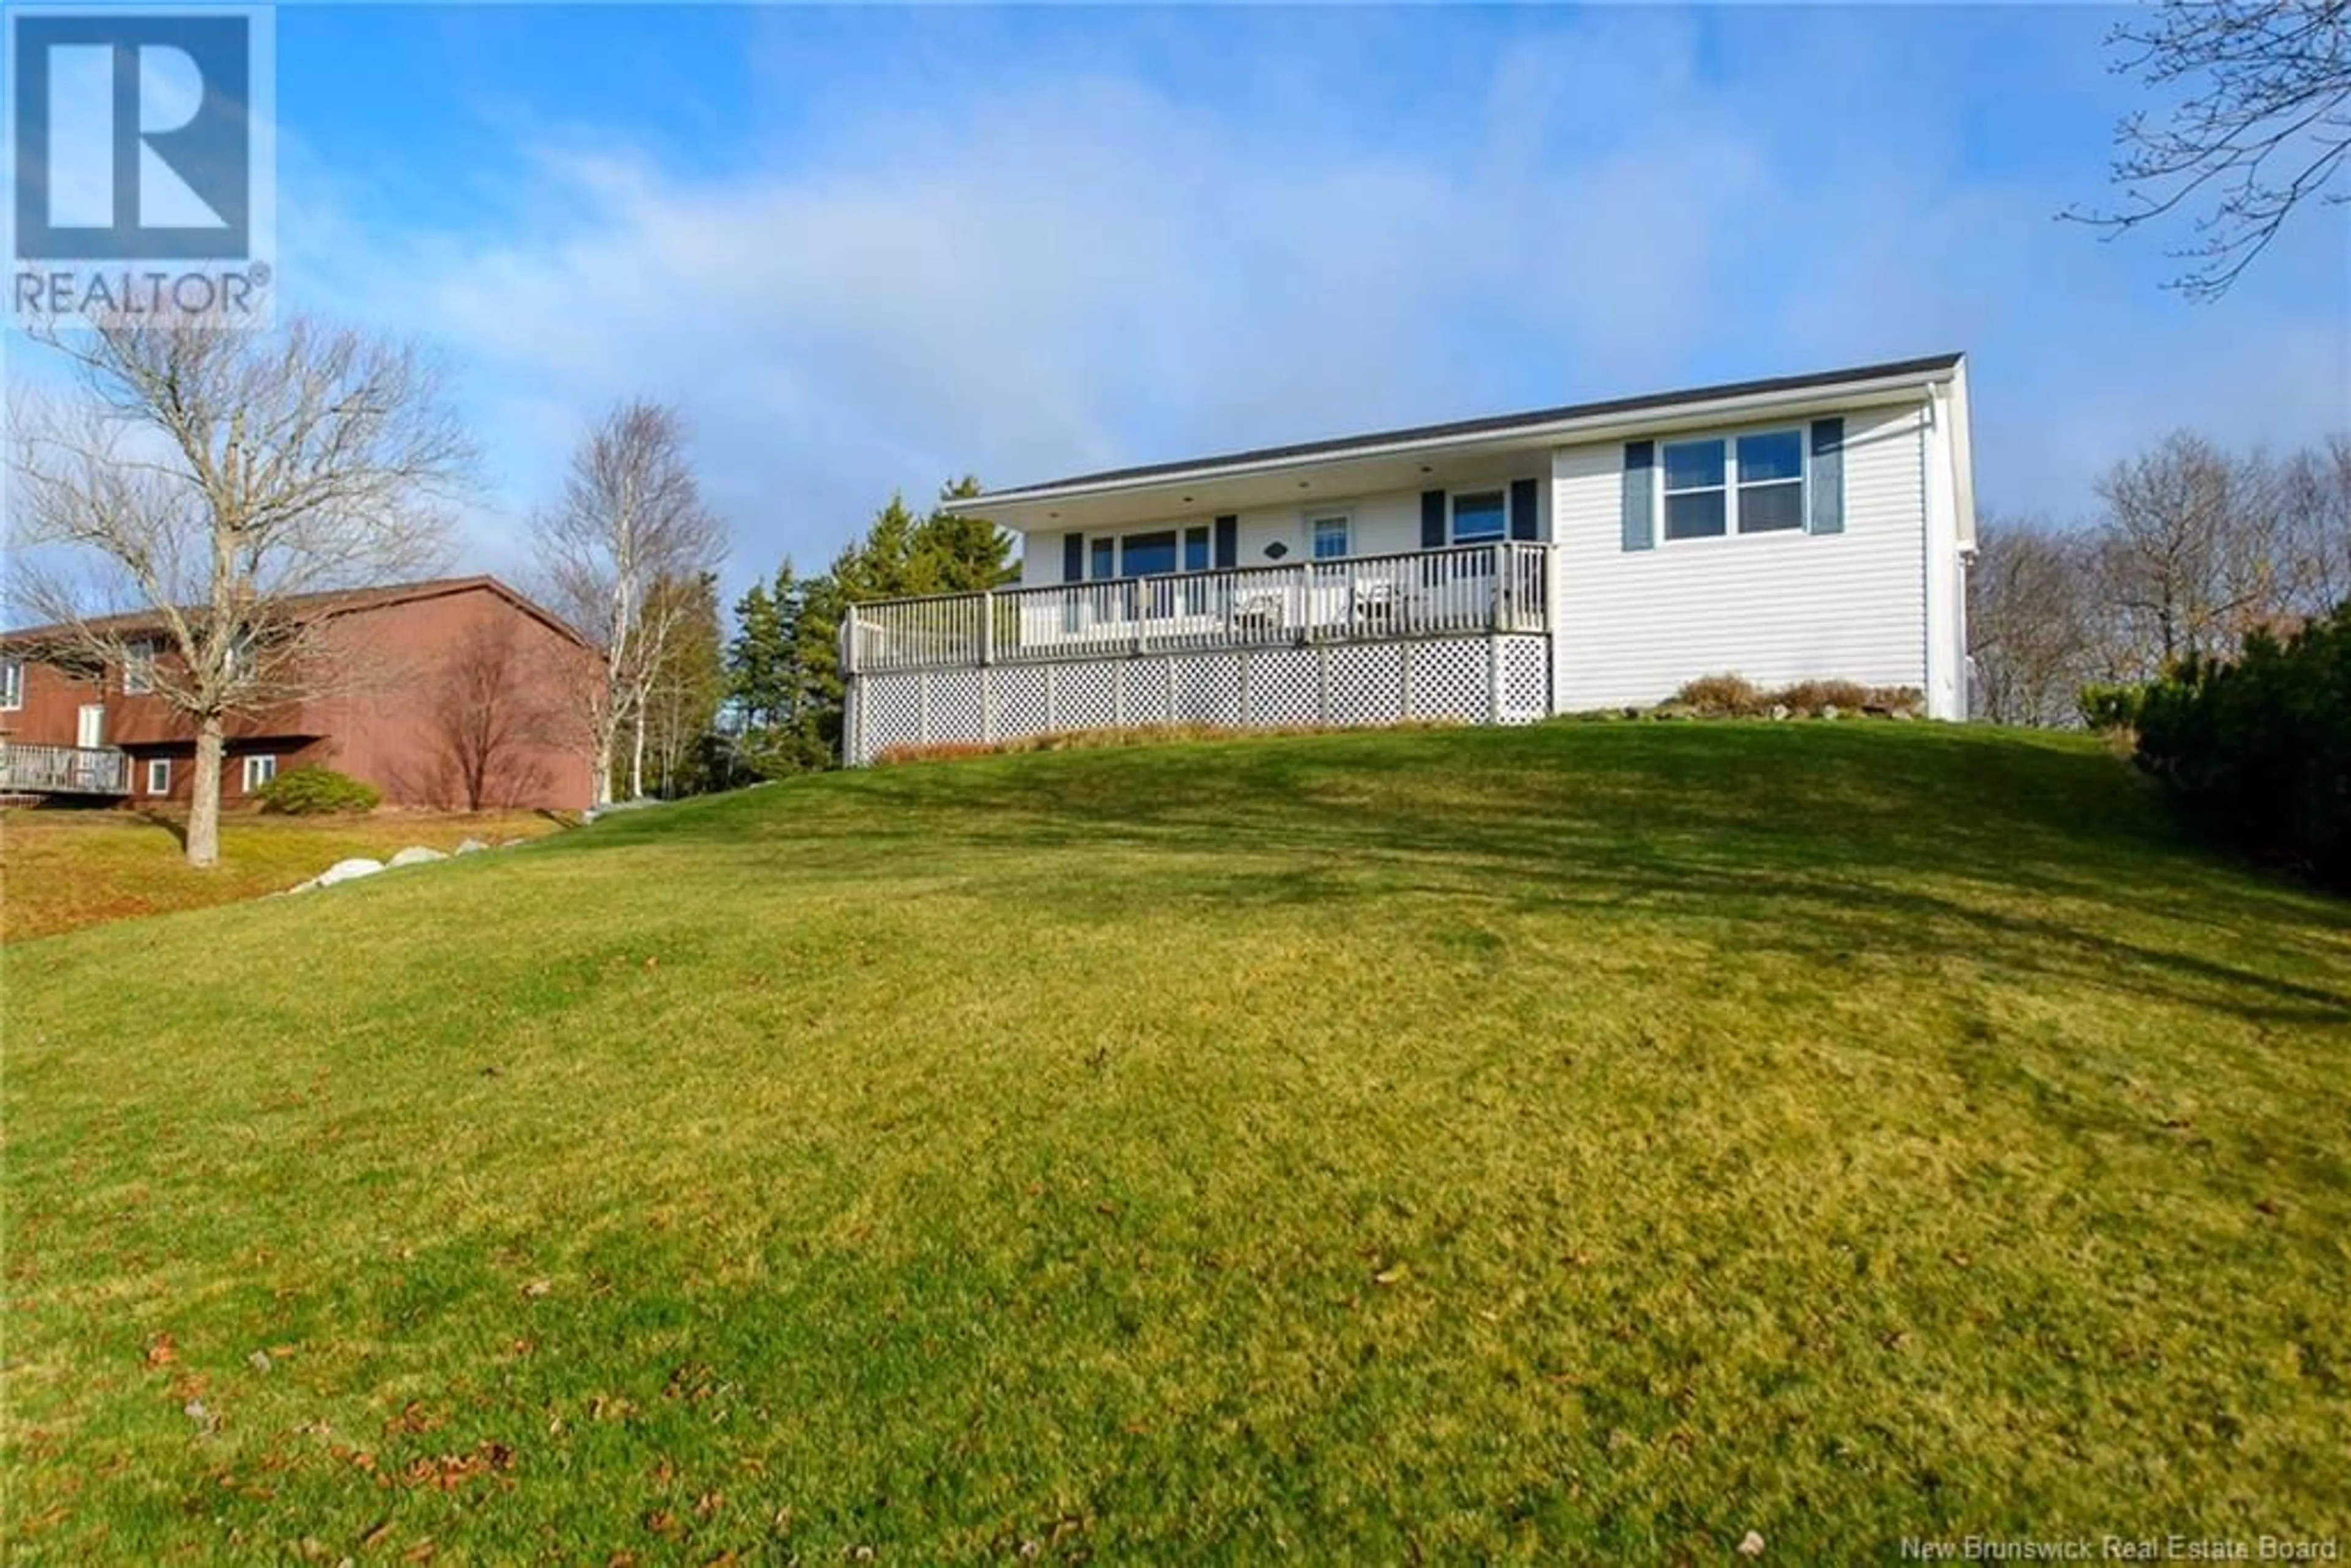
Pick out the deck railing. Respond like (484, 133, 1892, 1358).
(0, 741, 130, 796)
(846, 541, 1551, 674)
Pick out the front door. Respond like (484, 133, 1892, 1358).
(77, 703, 104, 748)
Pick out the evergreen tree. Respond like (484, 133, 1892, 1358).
(729, 478, 1017, 772)
(727, 567, 793, 732)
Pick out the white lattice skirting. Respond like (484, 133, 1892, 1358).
(848, 635, 1551, 763)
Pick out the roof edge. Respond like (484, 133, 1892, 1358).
(975, 352, 1965, 507)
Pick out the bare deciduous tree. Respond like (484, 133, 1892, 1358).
(424, 617, 560, 811)
(2072, 0, 2351, 297)
(531, 403, 725, 806)
(2278, 431, 2351, 614)
(636, 571, 725, 798)
(2091, 429, 2290, 677)
(1968, 516, 2102, 726)
(6, 312, 476, 865)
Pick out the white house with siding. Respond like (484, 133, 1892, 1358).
(841, 354, 1977, 762)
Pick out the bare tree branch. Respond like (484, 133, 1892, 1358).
(5, 308, 478, 865)
(2066, 0, 2351, 298)
(530, 402, 725, 806)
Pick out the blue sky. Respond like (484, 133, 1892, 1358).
(22, 4, 2351, 598)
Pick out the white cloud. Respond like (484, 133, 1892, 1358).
(279, 8, 2350, 587)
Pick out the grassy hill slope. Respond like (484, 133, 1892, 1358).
(6, 724, 2347, 1560)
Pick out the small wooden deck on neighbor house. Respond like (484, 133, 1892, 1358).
(0, 741, 130, 798)
(841, 541, 1556, 762)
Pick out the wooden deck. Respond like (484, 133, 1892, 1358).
(843, 541, 1553, 675)
(0, 742, 131, 797)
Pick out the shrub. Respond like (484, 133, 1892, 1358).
(1673, 673, 1766, 717)
(2130, 605, 2351, 889)
(1772, 678, 1875, 718)
(2079, 682, 2145, 732)
(1659, 676, 1921, 720)
(253, 765, 380, 815)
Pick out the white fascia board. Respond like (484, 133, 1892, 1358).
(973, 365, 1960, 516)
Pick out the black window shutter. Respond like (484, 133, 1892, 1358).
(1809, 418, 1845, 535)
(1213, 515, 1238, 568)
(1062, 532, 1084, 582)
(1621, 442, 1655, 552)
(1509, 478, 1539, 541)
(1420, 490, 1447, 549)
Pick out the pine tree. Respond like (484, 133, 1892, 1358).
(729, 478, 1016, 771)
(727, 568, 793, 732)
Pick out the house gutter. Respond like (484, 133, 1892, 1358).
(969, 363, 1961, 514)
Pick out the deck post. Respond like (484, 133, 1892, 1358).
(978, 591, 994, 666)
(1488, 634, 1505, 725)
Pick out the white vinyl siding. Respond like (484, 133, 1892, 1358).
(1550, 403, 1932, 713)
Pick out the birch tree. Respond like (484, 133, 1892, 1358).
(6, 312, 474, 866)
(531, 403, 724, 805)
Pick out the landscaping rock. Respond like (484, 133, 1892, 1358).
(387, 846, 446, 868)
(314, 857, 384, 887)
(1821, 704, 1841, 721)
(1769, 703, 1791, 721)
(454, 838, 488, 855)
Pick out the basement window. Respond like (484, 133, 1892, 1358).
(147, 757, 171, 795)
(241, 754, 278, 792)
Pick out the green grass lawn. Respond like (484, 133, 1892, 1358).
(4, 723, 2347, 1561)
(0, 808, 571, 943)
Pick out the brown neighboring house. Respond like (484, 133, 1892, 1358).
(0, 576, 596, 812)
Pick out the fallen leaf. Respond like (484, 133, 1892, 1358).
(1372, 1264, 1409, 1286)
(521, 1279, 552, 1299)
(145, 1333, 178, 1368)
(1739, 1529, 1766, 1556)
(2255, 1198, 2284, 1217)
(361, 1519, 394, 1548)
(400, 1541, 435, 1564)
